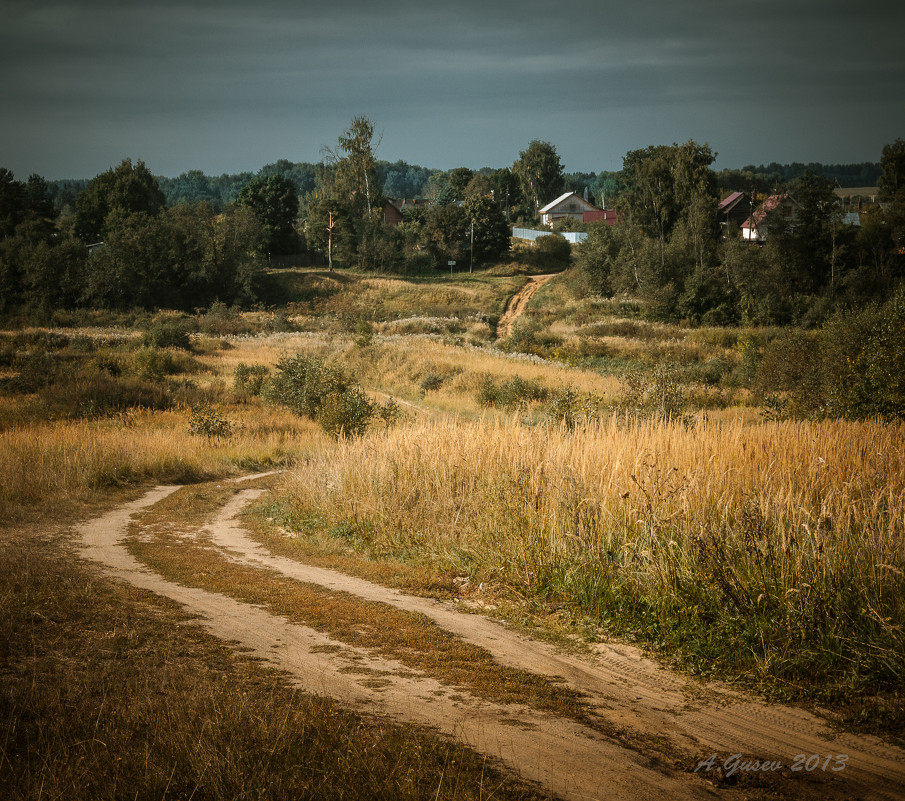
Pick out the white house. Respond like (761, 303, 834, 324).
(538, 192, 600, 227)
(740, 194, 800, 242)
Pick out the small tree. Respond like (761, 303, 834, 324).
(464, 194, 509, 266)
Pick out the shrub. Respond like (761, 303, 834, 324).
(198, 302, 254, 336)
(265, 354, 398, 438)
(188, 403, 233, 439)
(233, 362, 270, 396)
(619, 364, 689, 423)
(353, 318, 373, 347)
(544, 386, 601, 429)
(141, 318, 193, 350)
(39, 372, 173, 418)
(419, 373, 445, 393)
(821, 290, 905, 421)
(133, 347, 181, 382)
(531, 234, 572, 269)
(477, 374, 549, 409)
(315, 387, 374, 438)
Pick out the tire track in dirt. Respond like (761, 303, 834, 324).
(77, 483, 905, 801)
(496, 274, 558, 340)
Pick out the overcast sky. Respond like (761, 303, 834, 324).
(2, 0, 903, 180)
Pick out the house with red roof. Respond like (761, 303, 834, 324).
(740, 194, 800, 242)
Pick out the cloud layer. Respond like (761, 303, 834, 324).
(2, 0, 903, 177)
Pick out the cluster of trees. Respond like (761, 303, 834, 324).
(1, 160, 269, 311)
(576, 139, 905, 325)
(301, 116, 526, 272)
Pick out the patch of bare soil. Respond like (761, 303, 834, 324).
(496, 274, 557, 340)
(77, 482, 905, 801)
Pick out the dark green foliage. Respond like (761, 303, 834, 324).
(464, 194, 510, 265)
(447, 167, 474, 201)
(265, 353, 397, 437)
(142, 318, 194, 350)
(355, 218, 402, 272)
(237, 174, 300, 256)
(753, 290, 905, 421)
(378, 160, 433, 199)
(73, 159, 166, 244)
(422, 203, 467, 267)
(531, 234, 571, 269)
(512, 140, 564, 217)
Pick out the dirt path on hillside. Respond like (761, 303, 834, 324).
(496, 274, 557, 340)
(76, 482, 905, 801)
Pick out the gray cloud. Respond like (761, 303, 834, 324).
(1, 0, 903, 177)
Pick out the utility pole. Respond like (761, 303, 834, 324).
(469, 220, 474, 273)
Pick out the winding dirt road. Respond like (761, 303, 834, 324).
(77, 479, 905, 801)
(496, 274, 558, 340)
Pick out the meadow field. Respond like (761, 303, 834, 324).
(2, 265, 903, 799)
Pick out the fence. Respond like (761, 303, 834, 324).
(512, 228, 588, 244)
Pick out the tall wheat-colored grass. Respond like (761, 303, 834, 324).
(0, 409, 319, 519)
(274, 415, 905, 695)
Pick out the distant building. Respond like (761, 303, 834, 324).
(583, 209, 620, 225)
(741, 194, 800, 242)
(382, 200, 404, 226)
(539, 192, 600, 226)
(718, 191, 751, 236)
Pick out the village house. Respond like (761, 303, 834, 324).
(538, 192, 600, 227)
(740, 194, 800, 242)
(583, 208, 620, 225)
(718, 191, 751, 236)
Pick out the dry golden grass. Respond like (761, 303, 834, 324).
(276, 415, 905, 566)
(0, 406, 320, 521)
(268, 414, 905, 719)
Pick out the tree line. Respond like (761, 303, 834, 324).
(1, 118, 902, 324)
(575, 139, 905, 326)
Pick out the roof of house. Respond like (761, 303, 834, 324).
(718, 191, 745, 212)
(740, 194, 798, 230)
(538, 192, 599, 214)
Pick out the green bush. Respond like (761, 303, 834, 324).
(133, 347, 181, 382)
(141, 318, 194, 350)
(233, 362, 270, 396)
(265, 354, 398, 438)
(821, 290, 905, 421)
(198, 302, 254, 336)
(315, 387, 374, 438)
(544, 386, 601, 429)
(531, 234, 572, 269)
(752, 291, 905, 422)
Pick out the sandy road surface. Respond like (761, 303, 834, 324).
(76, 481, 905, 801)
(496, 274, 558, 339)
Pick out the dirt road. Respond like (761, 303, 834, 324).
(77, 480, 905, 801)
(496, 274, 558, 340)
